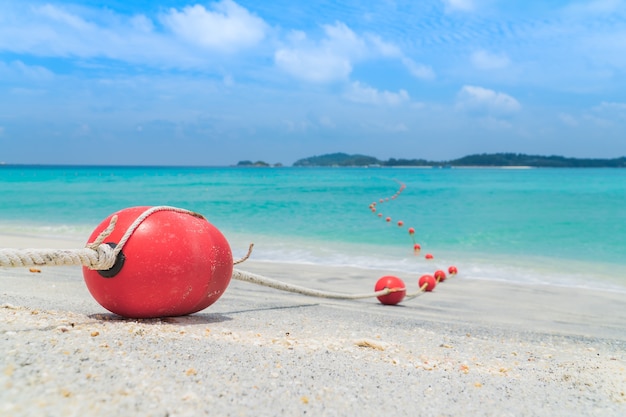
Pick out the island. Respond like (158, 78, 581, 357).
(236, 160, 283, 168)
(292, 152, 626, 168)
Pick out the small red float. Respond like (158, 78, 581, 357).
(448, 266, 458, 275)
(434, 270, 447, 282)
(385, 217, 391, 222)
(408, 227, 415, 235)
(374, 275, 406, 305)
(397, 220, 404, 227)
(413, 243, 421, 252)
(425, 253, 434, 260)
(418, 274, 437, 292)
(82, 206, 233, 319)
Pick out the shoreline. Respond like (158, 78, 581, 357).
(2, 233, 626, 415)
(3, 231, 626, 295)
(2, 258, 626, 341)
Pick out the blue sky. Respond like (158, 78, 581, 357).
(1, 0, 625, 165)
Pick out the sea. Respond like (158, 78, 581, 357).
(1, 165, 625, 292)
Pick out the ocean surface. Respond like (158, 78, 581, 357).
(1, 165, 625, 292)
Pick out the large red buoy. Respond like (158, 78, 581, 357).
(374, 275, 406, 305)
(82, 206, 233, 318)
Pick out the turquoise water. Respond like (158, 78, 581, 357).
(1, 165, 625, 291)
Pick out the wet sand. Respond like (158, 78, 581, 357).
(1, 234, 625, 416)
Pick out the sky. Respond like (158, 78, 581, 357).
(1, 0, 625, 165)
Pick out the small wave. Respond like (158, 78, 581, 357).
(230, 235, 626, 294)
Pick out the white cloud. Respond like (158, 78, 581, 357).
(275, 22, 433, 83)
(587, 101, 626, 125)
(318, 116, 336, 128)
(36, 4, 93, 31)
(274, 22, 364, 83)
(559, 112, 579, 127)
(0, 60, 54, 80)
(402, 57, 436, 80)
(456, 85, 521, 116)
(274, 46, 353, 83)
(563, 0, 624, 16)
(442, 0, 476, 12)
(368, 34, 434, 80)
(471, 50, 511, 70)
(0, 1, 268, 68)
(344, 81, 410, 106)
(367, 34, 402, 57)
(595, 101, 626, 114)
(161, 1, 268, 53)
(130, 15, 155, 33)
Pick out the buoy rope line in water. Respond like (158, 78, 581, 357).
(0, 206, 438, 316)
(367, 180, 460, 298)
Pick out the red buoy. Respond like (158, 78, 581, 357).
(374, 275, 406, 305)
(434, 269, 447, 282)
(82, 207, 233, 318)
(408, 227, 415, 235)
(385, 217, 391, 222)
(448, 265, 458, 275)
(413, 243, 421, 252)
(425, 253, 434, 260)
(397, 220, 404, 227)
(418, 274, 437, 292)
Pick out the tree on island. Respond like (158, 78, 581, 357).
(291, 152, 626, 168)
(237, 160, 283, 167)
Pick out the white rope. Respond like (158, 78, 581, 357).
(405, 283, 429, 300)
(0, 245, 115, 269)
(0, 206, 202, 270)
(232, 268, 402, 300)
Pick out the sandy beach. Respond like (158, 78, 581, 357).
(1, 234, 625, 416)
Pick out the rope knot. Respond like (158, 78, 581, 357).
(87, 243, 118, 271)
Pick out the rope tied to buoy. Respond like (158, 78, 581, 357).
(231, 269, 404, 300)
(0, 206, 202, 270)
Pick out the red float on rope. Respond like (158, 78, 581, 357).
(418, 274, 437, 292)
(434, 269, 447, 282)
(374, 276, 406, 305)
(448, 265, 458, 275)
(82, 206, 233, 319)
(425, 253, 434, 260)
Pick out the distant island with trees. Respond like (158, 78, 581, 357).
(238, 152, 626, 168)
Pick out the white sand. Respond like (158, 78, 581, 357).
(1, 234, 625, 416)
